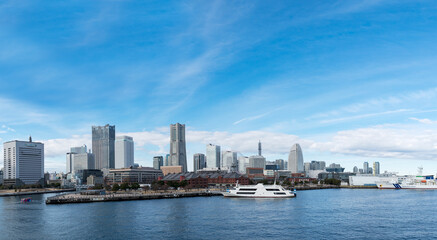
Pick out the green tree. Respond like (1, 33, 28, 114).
(112, 183, 120, 192)
(312, 180, 319, 185)
(131, 183, 140, 190)
(120, 182, 130, 190)
(179, 180, 188, 188)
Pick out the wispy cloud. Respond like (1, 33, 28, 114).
(320, 109, 411, 124)
(410, 117, 437, 124)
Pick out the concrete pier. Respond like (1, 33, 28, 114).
(46, 190, 222, 204)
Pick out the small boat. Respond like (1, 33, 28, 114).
(21, 197, 32, 203)
(222, 181, 296, 198)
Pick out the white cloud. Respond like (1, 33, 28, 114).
(409, 117, 437, 124)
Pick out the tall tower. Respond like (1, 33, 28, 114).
(206, 144, 221, 169)
(115, 136, 134, 168)
(193, 153, 206, 173)
(169, 123, 187, 172)
(258, 140, 262, 156)
(288, 143, 304, 173)
(92, 124, 115, 169)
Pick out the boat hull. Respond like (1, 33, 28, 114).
(376, 182, 437, 189)
(222, 192, 295, 198)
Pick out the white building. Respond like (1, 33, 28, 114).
(288, 143, 304, 173)
(66, 151, 95, 174)
(115, 136, 134, 169)
(373, 162, 380, 175)
(206, 144, 221, 169)
(238, 156, 249, 174)
(222, 151, 237, 172)
(349, 174, 404, 186)
(3, 138, 44, 185)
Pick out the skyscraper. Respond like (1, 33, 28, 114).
(222, 151, 237, 171)
(193, 153, 206, 172)
(164, 154, 170, 166)
(153, 156, 163, 170)
(115, 136, 134, 169)
(66, 145, 90, 173)
(206, 144, 221, 169)
(288, 143, 304, 173)
(363, 162, 369, 174)
(373, 162, 380, 175)
(92, 124, 115, 169)
(3, 137, 44, 185)
(353, 166, 359, 173)
(275, 159, 285, 170)
(238, 156, 249, 174)
(249, 155, 266, 169)
(258, 140, 262, 156)
(169, 123, 187, 172)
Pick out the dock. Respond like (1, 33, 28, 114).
(46, 190, 222, 204)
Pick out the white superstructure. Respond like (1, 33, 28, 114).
(222, 183, 295, 198)
(3, 138, 44, 185)
(376, 168, 437, 189)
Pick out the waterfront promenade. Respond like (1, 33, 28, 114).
(0, 188, 76, 197)
(46, 189, 222, 204)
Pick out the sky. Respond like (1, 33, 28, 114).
(1, 0, 437, 175)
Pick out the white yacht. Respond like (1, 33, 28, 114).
(222, 182, 296, 198)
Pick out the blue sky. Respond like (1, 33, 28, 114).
(1, 0, 437, 174)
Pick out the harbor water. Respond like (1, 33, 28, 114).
(1, 189, 436, 239)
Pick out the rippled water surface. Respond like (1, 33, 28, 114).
(1, 189, 436, 239)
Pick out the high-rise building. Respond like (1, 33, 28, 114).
(169, 123, 187, 172)
(238, 156, 249, 174)
(193, 153, 206, 173)
(73, 152, 95, 172)
(353, 166, 359, 173)
(92, 124, 115, 169)
(206, 144, 221, 169)
(115, 136, 134, 169)
(304, 162, 311, 172)
(71, 145, 87, 154)
(309, 161, 326, 170)
(3, 137, 44, 185)
(288, 143, 304, 173)
(363, 162, 369, 174)
(153, 156, 163, 170)
(258, 140, 262, 156)
(373, 162, 380, 175)
(265, 161, 279, 170)
(164, 154, 170, 166)
(249, 155, 266, 169)
(275, 159, 285, 170)
(222, 151, 237, 172)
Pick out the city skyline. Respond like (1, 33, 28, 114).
(1, 1, 437, 174)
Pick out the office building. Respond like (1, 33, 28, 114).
(363, 162, 369, 174)
(238, 156, 250, 174)
(115, 136, 134, 169)
(153, 156, 163, 170)
(73, 152, 95, 173)
(325, 163, 345, 173)
(169, 123, 187, 172)
(206, 144, 221, 169)
(304, 162, 311, 173)
(71, 145, 87, 154)
(164, 154, 170, 166)
(106, 167, 163, 185)
(3, 137, 44, 185)
(222, 151, 237, 172)
(92, 124, 115, 169)
(288, 143, 304, 173)
(249, 155, 266, 169)
(193, 153, 206, 173)
(373, 162, 380, 175)
(353, 166, 359, 173)
(265, 161, 279, 171)
(275, 159, 285, 170)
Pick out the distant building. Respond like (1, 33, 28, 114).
(87, 175, 104, 186)
(71, 145, 87, 154)
(72, 152, 95, 173)
(265, 161, 279, 171)
(221, 151, 237, 172)
(206, 144, 221, 169)
(258, 140, 262, 156)
(238, 156, 250, 174)
(164, 154, 170, 166)
(246, 167, 264, 180)
(318, 172, 356, 183)
(161, 172, 250, 188)
(353, 166, 359, 173)
(115, 136, 134, 169)
(66, 145, 89, 173)
(161, 166, 183, 176)
(359, 168, 364, 174)
(304, 162, 311, 173)
(288, 144, 304, 173)
(275, 159, 285, 170)
(106, 167, 162, 185)
(3, 137, 44, 185)
(193, 153, 206, 173)
(74, 169, 103, 185)
(309, 161, 326, 170)
(249, 155, 266, 169)
(153, 156, 163, 170)
(363, 162, 369, 174)
(92, 124, 115, 169)
(169, 123, 187, 172)
(373, 162, 380, 175)
(325, 163, 345, 173)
